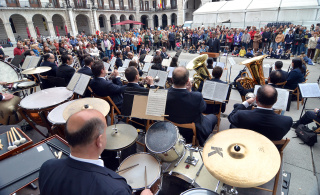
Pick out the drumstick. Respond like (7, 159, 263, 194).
(0, 139, 3, 150)
(11, 128, 20, 145)
(13, 127, 26, 144)
(116, 164, 139, 173)
(144, 166, 147, 189)
(6, 131, 13, 150)
(8, 131, 17, 150)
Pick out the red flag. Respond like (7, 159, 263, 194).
(26, 27, 31, 39)
(56, 26, 60, 36)
(36, 26, 40, 37)
(65, 25, 68, 35)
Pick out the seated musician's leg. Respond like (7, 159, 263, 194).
(198, 114, 218, 146)
(292, 111, 318, 129)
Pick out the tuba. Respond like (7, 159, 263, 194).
(240, 55, 267, 88)
(186, 54, 212, 90)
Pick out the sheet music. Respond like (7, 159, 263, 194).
(263, 64, 271, 78)
(299, 83, 320, 98)
(74, 74, 91, 95)
(123, 59, 131, 68)
(144, 55, 153, 63)
(22, 56, 32, 69)
(147, 69, 158, 78)
(103, 62, 111, 71)
(29, 56, 40, 68)
(202, 81, 229, 102)
(143, 63, 151, 72)
(228, 57, 236, 67)
(213, 62, 225, 69)
(202, 81, 216, 100)
(254, 85, 290, 110)
(67, 73, 81, 91)
(118, 67, 126, 73)
(162, 59, 170, 67)
(146, 89, 168, 117)
(155, 70, 168, 87)
(167, 67, 176, 78)
(110, 57, 116, 66)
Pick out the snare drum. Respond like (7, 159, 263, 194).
(117, 153, 162, 195)
(146, 121, 185, 162)
(181, 188, 219, 195)
(159, 150, 223, 195)
(0, 61, 20, 92)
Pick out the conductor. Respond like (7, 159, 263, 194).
(39, 109, 152, 195)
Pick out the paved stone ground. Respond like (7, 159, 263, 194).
(2, 47, 319, 195)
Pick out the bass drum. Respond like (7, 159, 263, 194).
(159, 150, 223, 195)
(0, 61, 20, 92)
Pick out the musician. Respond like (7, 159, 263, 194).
(13, 42, 24, 56)
(89, 61, 125, 108)
(115, 52, 123, 69)
(39, 109, 153, 195)
(292, 108, 320, 129)
(39, 53, 57, 89)
(206, 58, 214, 69)
(125, 66, 154, 88)
(56, 54, 76, 85)
(228, 85, 293, 141)
(165, 67, 218, 146)
(128, 61, 143, 76)
(0, 47, 5, 60)
(151, 56, 164, 71)
(160, 47, 170, 59)
(285, 58, 305, 90)
(274, 61, 288, 83)
(77, 56, 94, 77)
(235, 71, 282, 97)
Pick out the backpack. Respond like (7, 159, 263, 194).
(295, 124, 317, 146)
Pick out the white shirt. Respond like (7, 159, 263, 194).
(242, 101, 273, 110)
(70, 154, 104, 167)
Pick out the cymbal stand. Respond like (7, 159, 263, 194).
(112, 122, 122, 164)
(228, 187, 238, 195)
(184, 144, 199, 166)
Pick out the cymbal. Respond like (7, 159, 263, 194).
(21, 67, 52, 75)
(62, 98, 110, 120)
(0, 96, 23, 125)
(203, 129, 280, 188)
(105, 124, 138, 150)
(240, 55, 267, 65)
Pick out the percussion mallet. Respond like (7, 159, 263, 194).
(11, 128, 20, 145)
(13, 127, 26, 144)
(6, 131, 13, 150)
(8, 131, 17, 150)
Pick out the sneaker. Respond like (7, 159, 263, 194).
(292, 122, 300, 129)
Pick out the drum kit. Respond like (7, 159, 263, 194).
(99, 121, 282, 195)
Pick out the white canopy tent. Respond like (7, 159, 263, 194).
(192, 0, 320, 29)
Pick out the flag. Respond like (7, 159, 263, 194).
(159, 0, 162, 8)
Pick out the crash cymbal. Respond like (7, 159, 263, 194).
(62, 98, 110, 120)
(105, 124, 138, 150)
(21, 66, 52, 75)
(240, 55, 267, 65)
(0, 96, 23, 125)
(203, 129, 280, 188)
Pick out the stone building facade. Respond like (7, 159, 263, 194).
(0, 0, 193, 44)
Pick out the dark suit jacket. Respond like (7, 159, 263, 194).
(285, 68, 305, 90)
(39, 157, 131, 195)
(207, 38, 220, 53)
(0, 94, 3, 101)
(165, 88, 217, 145)
(89, 77, 125, 107)
(40, 61, 57, 77)
(160, 52, 169, 59)
(115, 57, 123, 68)
(276, 69, 288, 83)
(56, 64, 75, 85)
(77, 66, 93, 77)
(228, 104, 292, 140)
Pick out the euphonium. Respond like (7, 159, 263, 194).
(240, 55, 267, 86)
(186, 54, 212, 90)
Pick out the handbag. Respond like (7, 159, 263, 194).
(295, 124, 317, 146)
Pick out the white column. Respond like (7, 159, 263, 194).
(106, 19, 111, 33)
(168, 15, 171, 26)
(4, 22, 16, 44)
(148, 18, 153, 30)
(116, 19, 121, 31)
(92, 9, 100, 32)
(47, 21, 56, 38)
(158, 16, 162, 29)
(68, 9, 77, 36)
(27, 22, 37, 39)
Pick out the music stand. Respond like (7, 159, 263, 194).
(11, 55, 25, 68)
(298, 83, 320, 119)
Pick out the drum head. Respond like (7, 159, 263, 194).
(0, 61, 20, 92)
(181, 188, 219, 195)
(146, 121, 178, 153)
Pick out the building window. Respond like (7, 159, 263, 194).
(119, 0, 124, 9)
(145, 1, 149, 10)
(171, 0, 176, 9)
(140, 0, 144, 10)
(129, 0, 133, 9)
(109, 0, 114, 9)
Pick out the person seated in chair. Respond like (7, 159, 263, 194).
(115, 52, 123, 69)
(285, 58, 305, 90)
(160, 47, 170, 59)
(89, 61, 125, 109)
(40, 53, 57, 89)
(77, 56, 94, 77)
(292, 108, 320, 131)
(228, 85, 293, 141)
(124, 66, 154, 88)
(56, 54, 75, 85)
(274, 61, 288, 83)
(165, 67, 218, 146)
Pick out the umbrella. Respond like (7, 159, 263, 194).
(65, 25, 68, 35)
(36, 26, 40, 37)
(26, 27, 31, 39)
(56, 26, 60, 37)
